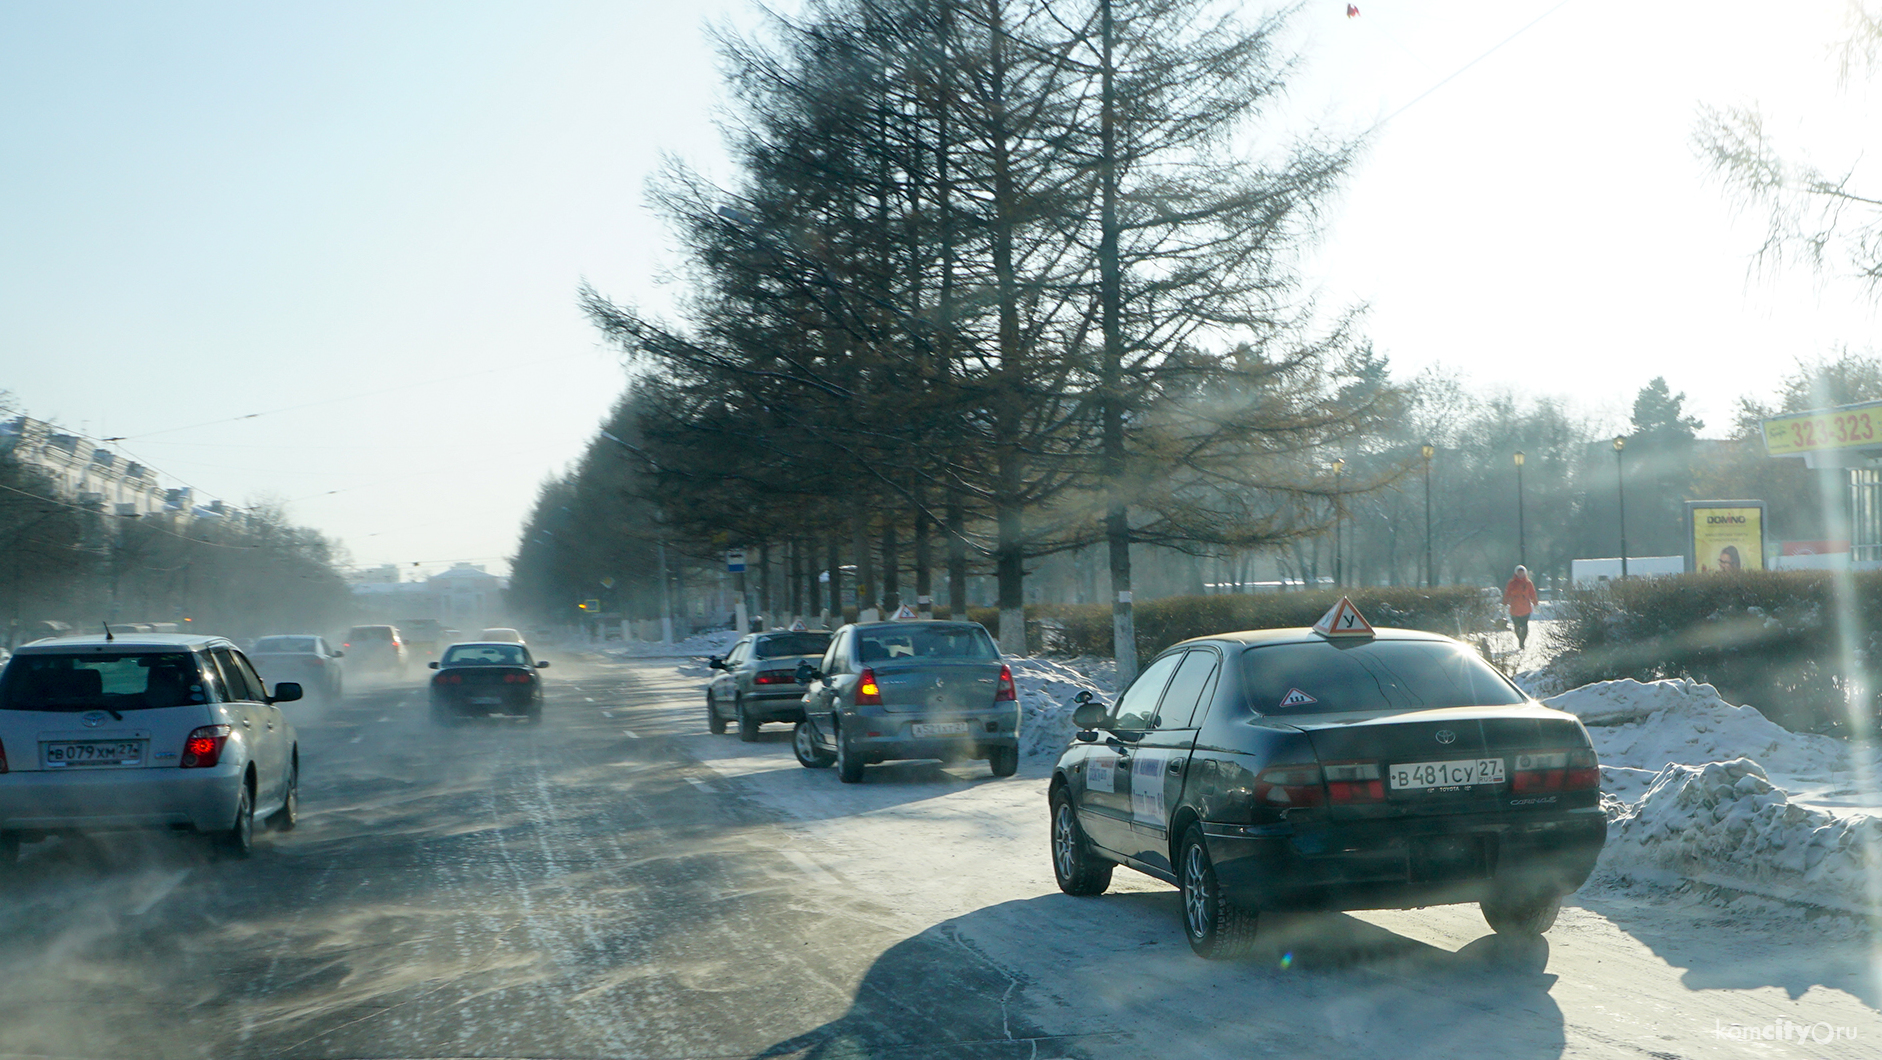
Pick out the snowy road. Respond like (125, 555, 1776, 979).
(2, 659, 1879, 1059)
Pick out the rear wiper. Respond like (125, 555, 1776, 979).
(105, 708, 124, 720)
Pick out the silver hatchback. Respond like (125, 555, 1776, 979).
(793, 620, 1020, 782)
(0, 634, 302, 863)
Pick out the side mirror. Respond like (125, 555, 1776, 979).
(794, 660, 822, 683)
(332, 649, 344, 658)
(707, 656, 725, 670)
(428, 661, 440, 669)
(1073, 701, 1106, 730)
(271, 681, 303, 704)
(536, 660, 550, 668)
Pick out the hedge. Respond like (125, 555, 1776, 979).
(1552, 571, 1882, 735)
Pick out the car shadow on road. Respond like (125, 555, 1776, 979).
(750, 893, 1567, 1060)
(1577, 887, 1881, 1009)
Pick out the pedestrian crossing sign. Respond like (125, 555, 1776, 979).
(891, 603, 920, 621)
(1312, 597, 1374, 638)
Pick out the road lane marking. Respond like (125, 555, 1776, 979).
(128, 869, 190, 916)
(621, 729, 640, 739)
(782, 851, 838, 886)
(682, 776, 716, 793)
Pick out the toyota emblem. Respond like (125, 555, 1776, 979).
(80, 711, 108, 728)
(1434, 729, 1457, 745)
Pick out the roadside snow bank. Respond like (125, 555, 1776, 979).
(1008, 657, 1117, 760)
(605, 630, 741, 660)
(1604, 758, 1882, 914)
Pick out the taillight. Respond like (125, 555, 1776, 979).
(1322, 761, 1384, 803)
(343, 642, 351, 648)
(180, 725, 231, 769)
(503, 673, 535, 684)
(995, 664, 1018, 703)
(753, 670, 793, 685)
(435, 673, 462, 685)
(1253, 763, 1324, 808)
(855, 668, 883, 706)
(1512, 750, 1599, 793)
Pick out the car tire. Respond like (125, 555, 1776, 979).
(987, 745, 1019, 777)
(1481, 891, 1561, 935)
(1179, 824, 1257, 960)
(836, 725, 865, 784)
(706, 693, 727, 735)
(793, 721, 835, 768)
(1049, 789, 1113, 896)
(218, 784, 255, 858)
(270, 762, 299, 832)
(430, 701, 455, 726)
(736, 696, 760, 742)
(525, 705, 543, 727)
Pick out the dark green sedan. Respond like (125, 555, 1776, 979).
(1048, 619, 1606, 959)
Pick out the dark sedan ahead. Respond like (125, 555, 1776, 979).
(1049, 613, 1605, 959)
(428, 642, 548, 725)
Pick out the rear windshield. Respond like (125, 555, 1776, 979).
(349, 627, 392, 641)
(857, 624, 998, 662)
(1240, 640, 1525, 715)
(756, 632, 832, 658)
(0, 652, 208, 712)
(254, 636, 317, 653)
(443, 644, 529, 666)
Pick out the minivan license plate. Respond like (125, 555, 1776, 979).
(43, 740, 146, 767)
(1389, 758, 1505, 790)
(911, 722, 970, 737)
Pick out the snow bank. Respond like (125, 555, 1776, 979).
(1545, 678, 1849, 781)
(1603, 758, 1882, 914)
(605, 630, 741, 660)
(1008, 656, 1117, 760)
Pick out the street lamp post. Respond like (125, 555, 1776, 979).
(1421, 443, 1435, 587)
(1613, 437, 1628, 579)
(1514, 451, 1527, 568)
(1332, 458, 1345, 587)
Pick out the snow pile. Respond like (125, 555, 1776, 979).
(1545, 678, 1849, 791)
(605, 630, 741, 660)
(1008, 656, 1117, 760)
(1603, 758, 1882, 914)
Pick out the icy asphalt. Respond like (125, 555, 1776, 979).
(2, 658, 1880, 1060)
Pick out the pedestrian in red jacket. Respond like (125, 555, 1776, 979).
(1503, 565, 1539, 650)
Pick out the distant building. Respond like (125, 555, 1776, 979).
(1, 416, 173, 518)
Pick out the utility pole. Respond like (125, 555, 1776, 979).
(1614, 436, 1629, 578)
(1514, 451, 1527, 568)
(1421, 443, 1435, 588)
(1332, 458, 1345, 586)
(1098, 0, 1137, 682)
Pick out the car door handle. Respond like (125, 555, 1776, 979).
(241, 717, 252, 728)
(1168, 759, 1183, 775)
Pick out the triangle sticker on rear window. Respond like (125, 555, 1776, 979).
(1279, 688, 1318, 707)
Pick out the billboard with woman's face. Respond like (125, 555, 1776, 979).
(1687, 502, 1766, 572)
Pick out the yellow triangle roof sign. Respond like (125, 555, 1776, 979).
(1312, 597, 1375, 638)
(788, 619, 808, 632)
(891, 603, 920, 621)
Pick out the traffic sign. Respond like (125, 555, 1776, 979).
(726, 548, 747, 573)
(580, 599, 600, 612)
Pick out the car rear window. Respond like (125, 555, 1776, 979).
(756, 633, 833, 658)
(349, 627, 392, 641)
(255, 636, 317, 653)
(443, 644, 529, 666)
(0, 653, 208, 712)
(1239, 640, 1525, 715)
(857, 624, 998, 662)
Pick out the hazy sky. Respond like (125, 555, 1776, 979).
(3, 1, 1876, 576)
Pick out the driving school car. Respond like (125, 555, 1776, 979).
(1048, 599, 1606, 959)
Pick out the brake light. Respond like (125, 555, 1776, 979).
(180, 725, 231, 768)
(343, 642, 351, 648)
(1512, 750, 1599, 793)
(995, 664, 1017, 703)
(753, 670, 793, 685)
(1253, 763, 1324, 807)
(855, 668, 883, 706)
(503, 673, 535, 684)
(436, 673, 462, 684)
(1322, 761, 1384, 803)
